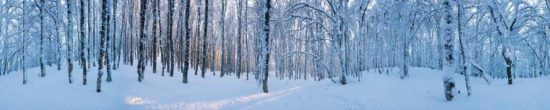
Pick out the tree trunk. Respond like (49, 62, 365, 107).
(201, 0, 209, 78)
(138, 0, 149, 82)
(152, 0, 159, 73)
(503, 47, 513, 85)
(220, 0, 227, 77)
(105, 0, 112, 82)
(457, 0, 471, 96)
(22, 0, 28, 84)
(56, 0, 62, 71)
(261, 0, 272, 93)
(67, 0, 74, 84)
(182, 0, 191, 83)
(39, 0, 46, 78)
(80, 0, 88, 85)
(112, 0, 118, 70)
(236, 0, 243, 79)
(97, 0, 108, 92)
(87, 0, 93, 71)
(167, 0, 175, 77)
(442, 0, 455, 101)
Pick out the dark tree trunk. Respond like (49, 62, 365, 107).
(261, 0, 272, 93)
(220, 0, 227, 77)
(138, 0, 149, 82)
(503, 47, 513, 85)
(22, 0, 28, 84)
(112, 0, 119, 70)
(182, 0, 191, 83)
(39, 0, 46, 78)
(97, 0, 108, 93)
(201, 0, 209, 78)
(105, 0, 113, 82)
(152, 0, 160, 73)
(167, 0, 175, 77)
(80, 0, 88, 85)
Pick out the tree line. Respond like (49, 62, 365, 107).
(0, 0, 548, 98)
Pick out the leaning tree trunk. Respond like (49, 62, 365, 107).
(457, 0, 471, 96)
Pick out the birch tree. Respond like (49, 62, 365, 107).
(201, 0, 209, 78)
(137, 0, 148, 82)
(97, 0, 108, 92)
(442, 0, 456, 101)
(80, 0, 88, 85)
(39, 0, 46, 77)
(182, 0, 192, 83)
(66, 0, 74, 84)
(167, 0, 175, 77)
(258, 0, 272, 93)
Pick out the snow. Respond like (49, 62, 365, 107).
(442, 65, 455, 82)
(1, 66, 549, 110)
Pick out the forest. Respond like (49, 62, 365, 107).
(0, 0, 549, 109)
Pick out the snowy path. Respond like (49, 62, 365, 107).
(0, 66, 549, 110)
(145, 87, 301, 110)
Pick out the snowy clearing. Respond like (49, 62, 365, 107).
(1, 66, 548, 110)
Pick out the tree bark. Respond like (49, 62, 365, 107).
(66, 0, 74, 84)
(261, 0, 272, 93)
(201, 0, 209, 78)
(167, 0, 175, 77)
(39, 0, 46, 78)
(442, 0, 456, 101)
(80, 0, 88, 85)
(97, 0, 108, 92)
(182, 0, 191, 83)
(138, 0, 149, 82)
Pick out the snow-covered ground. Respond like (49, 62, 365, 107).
(1, 65, 549, 110)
